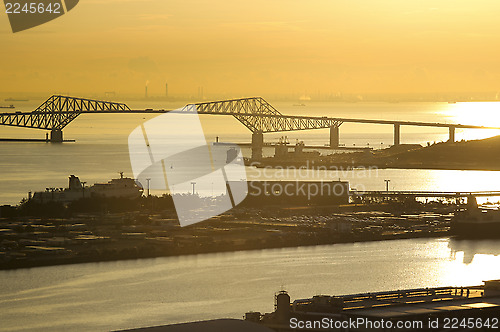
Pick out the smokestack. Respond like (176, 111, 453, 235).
(145, 80, 149, 99)
(165, 82, 168, 98)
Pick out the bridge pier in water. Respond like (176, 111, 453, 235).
(394, 124, 401, 146)
(329, 126, 339, 148)
(50, 130, 63, 143)
(251, 131, 264, 160)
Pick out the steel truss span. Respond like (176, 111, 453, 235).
(1, 95, 498, 136)
(192, 97, 343, 132)
(0, 95, 130, 130)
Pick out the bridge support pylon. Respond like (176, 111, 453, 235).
(251, 131, 264, 160)
(448, 126, 455, 143)
(330, 126, 340, 148)
(393, 124, 400, 146)
(50, 130, 63, 143)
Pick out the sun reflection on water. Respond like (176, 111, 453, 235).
(440, 102, 500, 141)
(442, 239, 500, 286)
(412, 169, 500, 198)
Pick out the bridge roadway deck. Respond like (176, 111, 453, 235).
(3, 109, 500, 130)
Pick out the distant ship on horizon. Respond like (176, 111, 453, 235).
(5, 98, 29, 102)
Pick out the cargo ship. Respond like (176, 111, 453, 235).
(31, 173, 143, 203)
(451, 195, 500, 238)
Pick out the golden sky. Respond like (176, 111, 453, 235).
(2, 0, 500, 96)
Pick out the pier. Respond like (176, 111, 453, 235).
(247, 280, 500, 331)
(0, 138, 75, 142)
(351, 190, 500, 198)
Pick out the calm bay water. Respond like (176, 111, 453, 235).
(0, 238, 500, 331)
(2, 101, 500, 331)
(2, 100, 500, 204)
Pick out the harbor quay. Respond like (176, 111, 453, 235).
(0, 197, 453, 270)
(245, 280, 500, 331)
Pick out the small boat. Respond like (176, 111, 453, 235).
(0, 104, 14, 109)
(451, 195, 500, 238)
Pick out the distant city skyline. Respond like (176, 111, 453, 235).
(2, 89, 500, 103)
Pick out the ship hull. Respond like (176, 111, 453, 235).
(451, 221, 500, 238)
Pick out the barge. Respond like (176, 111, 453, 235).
(451, 195, 500, 238)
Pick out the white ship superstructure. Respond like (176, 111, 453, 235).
(32, 173, 142, 203)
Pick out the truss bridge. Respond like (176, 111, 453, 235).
(1, 95, 499, 158)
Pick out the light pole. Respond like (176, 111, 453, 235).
(146, 178, 151, 197)
(384, 179, 390, 192)
(144, 178, 153, 211)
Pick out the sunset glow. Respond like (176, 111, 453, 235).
(2, 0, 500, 97)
